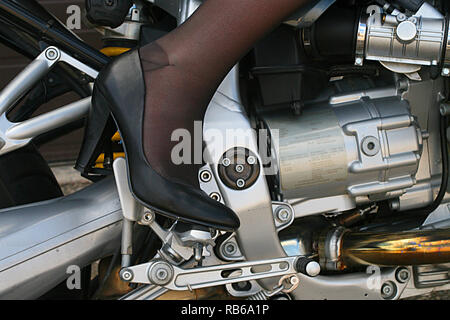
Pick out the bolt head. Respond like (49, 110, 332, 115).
(148, 261, 174, 286)
(222, 158, 231, 167)
(355, 57, 363, 66)
(235, 164, 244, 173)
(443, 68, 450, 76)
(200, 170, 212, 182)
(224, 242, 237, 256)
(45, 49, 58, 60)
(397, 13, 406, 22)
(381, 281, 397, 299)
(276, 207, 292, 223)
(120, 269, 133, 282)
(209, 192, 221, 201)
(156, 269, 168, 280)
(236, 179, 246, 188)
(247, 156, 256, 165)
(396, 268, 410, 283)
(143, 211, 155, 223)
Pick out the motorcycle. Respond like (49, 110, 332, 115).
(0, 0, 449, 300)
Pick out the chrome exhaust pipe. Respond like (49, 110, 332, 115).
(319, 227, 450, 271)
(0, 177, 122, 299)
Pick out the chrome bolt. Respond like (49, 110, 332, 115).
(443, 68, 450, 76)
(222, 158, 231, 167)
(156, 269, 168, 281)
(120, 269, 133, 282)
(381, 281, 397, 299)
(143, 211, 154, 223)
(224, 242, 237, 256)
(247, 156, 256, 165)
(235, 164, 244, 173)
(355, 57, 363, 66)
(236, 179, 246, 188)
(45, 48, 58, 61)
(276, 207, 292, 223)
(396, 268, 410, 283)
(209, 192, 221, 202)
(397, 13, 406, 22)
(199, 170, 212, 182)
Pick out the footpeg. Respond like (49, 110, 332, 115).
(120, 255, 320, 291)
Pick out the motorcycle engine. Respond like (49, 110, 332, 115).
(264, 95, 424, 207)
(248, 1, 447, 218)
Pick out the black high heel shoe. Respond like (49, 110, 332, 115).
(92, 50, 240, 231)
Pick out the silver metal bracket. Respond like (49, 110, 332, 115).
(122, 255, 302, 292)
(113, 158, 214, 265)
(198, 164, 225, 204)
(217, 233, 244, 261)
(272, 202, 295, 232)
(0, 46, 98, 156)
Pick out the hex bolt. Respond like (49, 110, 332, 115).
(236, 179, 246, 189)
(223, 242, 237, 256)
(247, 156, 256, 165)
(143, 211, 154, 223)
(235, 164, 244, 173)
(45, 48, 58, 61)
(222, 158, 231, 167)
(397, 13, 406, 22)
(396, 268, 410, 283)
(276, 207, 292, 223)
(381, 281, 397, 299)
(199, 170, 212, 182)
(120, 269, 133, 282)
(209, 192, 221, 202)
(156, 269, 168, 281)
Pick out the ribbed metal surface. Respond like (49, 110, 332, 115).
(413, 263, 450, 288)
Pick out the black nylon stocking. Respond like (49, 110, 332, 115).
(139, 0, 311, 186)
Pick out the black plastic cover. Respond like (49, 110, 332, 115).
(85, 0, 132, 28)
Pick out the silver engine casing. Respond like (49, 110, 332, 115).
(262, 77, 444, 218)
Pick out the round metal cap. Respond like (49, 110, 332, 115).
(305, 261, 321, 277)
(396, 21, 417, 43)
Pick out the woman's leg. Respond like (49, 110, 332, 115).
(139, 0, 311, 186)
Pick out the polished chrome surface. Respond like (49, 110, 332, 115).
(319, 227, 450, 270)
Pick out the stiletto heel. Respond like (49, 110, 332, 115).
(93, 50, 240, 231)
(75, 92, 117, 176)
